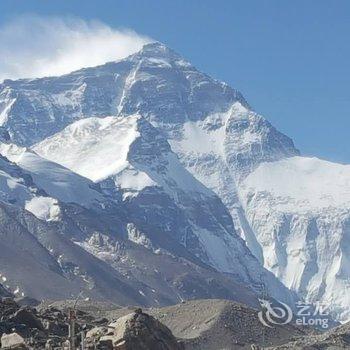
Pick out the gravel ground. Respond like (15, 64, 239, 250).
(38, 298, 321, 349)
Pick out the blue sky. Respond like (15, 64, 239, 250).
(0, 0, 349, 163)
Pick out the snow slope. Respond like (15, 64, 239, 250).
(33, 115, 156, 192)
(239, 156, 350, 322)
(0, 153, 60, 220)
(241, 156, 350, 211)
(0, 142, 105, 208)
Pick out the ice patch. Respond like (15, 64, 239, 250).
(25, 196, 60, 221)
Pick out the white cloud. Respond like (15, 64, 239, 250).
(0, 15, 152, 82)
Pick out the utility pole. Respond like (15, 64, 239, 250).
(69, 291, 90, 350)
(80, 330, 85, 350)
(68, 308, 76, 350)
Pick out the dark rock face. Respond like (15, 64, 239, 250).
(0, 127, 10, 143)
(9, 308, 44, 332)
(0, 285, 12, 298)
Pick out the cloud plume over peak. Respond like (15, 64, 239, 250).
(0, 15, 152, 82)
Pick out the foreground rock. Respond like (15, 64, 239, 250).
(1, 333, 27, 349)
(0, 297, 66, 349)
(1, 298, 183, 349)
(86, 308, 183, 349)
(2, 297, 348, 349)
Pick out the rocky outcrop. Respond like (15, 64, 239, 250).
(0, 298, 65, 349)
(0, 298, 184, 350)
(86, 309, 183, 350)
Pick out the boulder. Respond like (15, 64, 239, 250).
(1, 332, 27, 349)
(98, 336, 114, 349)
(96, 310, 183, 350)
(0, 286, 12, 299)
(86, 326, 108, 340)
(9, 308, 43, 330)
(15, 297, 40, 308)
(42, 319, 66, 336)
(44, 337, 62, 350)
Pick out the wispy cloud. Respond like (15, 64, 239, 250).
(0, 15, 152, 82)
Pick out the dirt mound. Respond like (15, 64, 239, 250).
(147, 299, 313, 349)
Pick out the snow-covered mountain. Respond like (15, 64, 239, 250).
(34, 114, 296, 305)
(0, 140, 266, 307)
(0, 42, 348, 321)
(34, 113, 289, 295)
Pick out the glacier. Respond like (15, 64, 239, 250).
(239, 156, 350, 321)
